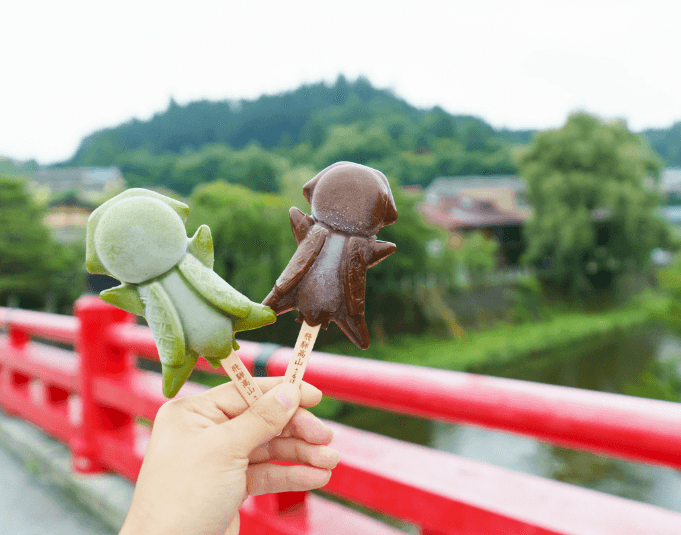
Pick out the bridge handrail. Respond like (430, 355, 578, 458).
(107, 314, 681, 470)
(1, 297, 681, 534)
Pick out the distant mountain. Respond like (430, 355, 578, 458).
(62, 76, 521, 168)
(0, 158, 39, 176)
(58, 76, 681, 193)
(642, 122, 681, 168)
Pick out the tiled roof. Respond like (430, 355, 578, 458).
(33, 167, 123, 186)
(425, 176, 525, 204)
(420, 198, 528, 230)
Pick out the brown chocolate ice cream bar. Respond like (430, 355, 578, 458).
(264, 161, 397, 351)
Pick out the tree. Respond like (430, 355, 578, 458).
(459, 231, 499, 285)
(517, 113, 669, 298)
(47, 240, 86, 313)
(185, 181, 299, 345)
(0, 176, 84, 310)
(186, 181, 295, 303)
(655, 253, 681, 336)
(240, 157, 279, 193)
(301, 116, 327, 149)
(313, 124, 394, 169)
(361, 181, 456, 340)
(0, 176, 52, 299)
(420, 106, 458, 140)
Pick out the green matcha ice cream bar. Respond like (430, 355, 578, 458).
(85, 188, 276, 398)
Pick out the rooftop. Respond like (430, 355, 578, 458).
(425, 176, 525, 205)
(34, 167, 123, 185)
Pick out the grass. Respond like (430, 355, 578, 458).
(322, 291, 665, 373)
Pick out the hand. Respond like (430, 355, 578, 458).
(119, 378, 339, 535)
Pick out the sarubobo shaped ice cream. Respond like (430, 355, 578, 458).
(263, 161, 398, 350)
(86, 188, 276, 398)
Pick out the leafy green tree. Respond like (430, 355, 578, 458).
(517, 113, 669, 298)
(185, 181, 299, 345)
(420, 106, 458, 140)
(380, 151, 437, 187)
(0, 177, 50, 298)
(0, 176, 53, 300)
(654, 253, 681, 336)
(459, 231, 499, 285)
(0, 176, 84, 310)
(362, 182, 456, 340)
(238, 153, 280, 193)
(313, 124, 394, 168)
(301, 116, 328, 149)
(386, 117, 409, 142)
(174, 144, 228, 184)
(186, 181, 295, 302)
(117, 149, 177, 190)
(462, 121, 494, 152)
(47, 241, 86, 313)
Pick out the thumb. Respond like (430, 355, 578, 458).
(222, 383, 301, 456)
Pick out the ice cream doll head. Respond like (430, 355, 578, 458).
(86, 189, 190, 284)
(303, 161, 398, 237)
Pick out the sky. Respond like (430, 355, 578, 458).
(1, 0, 679, 165)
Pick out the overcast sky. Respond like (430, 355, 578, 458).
(1, 0, 679, 165)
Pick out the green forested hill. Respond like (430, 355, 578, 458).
(65, 76, 498, 164)
(66, 76, 411, 163)
(58, 76, 681, 195)
(61, 76, 522, 194)
(643, 122, 681, 169)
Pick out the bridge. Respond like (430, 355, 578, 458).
(2, 295, 681, 534)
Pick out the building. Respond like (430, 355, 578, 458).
(661, 168, 681, 207)
(424, 176, 528, 209)
(44, 193, 97, 243)
(661, 167, 681, 191)
(32, 167, 125, 202)
(421, 176, 531, 265)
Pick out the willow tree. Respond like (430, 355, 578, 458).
(517, 113, 669, 298)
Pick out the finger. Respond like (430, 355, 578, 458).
(224, 515, 239, 535)
(219, 383, 301, 455)
(157, 394, 232, 427)
(247, 464, 332, 496)
(199, 377, 322, 417)
(249, 412, 332, 463)
(276, 409, 334, 445)
(249, 437, 340, 468)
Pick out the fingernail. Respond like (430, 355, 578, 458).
(275, 384, 298, 410)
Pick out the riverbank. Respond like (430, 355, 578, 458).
(325, 290, 669, 373)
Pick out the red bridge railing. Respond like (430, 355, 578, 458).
(2, 295, 681, 534)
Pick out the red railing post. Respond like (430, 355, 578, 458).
(253, 491, 308, 515)
(72, 295, 135, 474)
(8, 325, 29, 349)
(2, 323, 29, 417)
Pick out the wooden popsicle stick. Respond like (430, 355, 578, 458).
(284, 321, 321, 387)
(220, 351, 263, 406)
